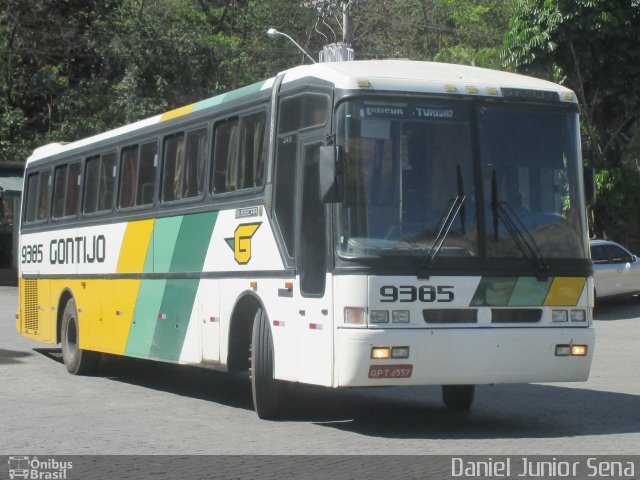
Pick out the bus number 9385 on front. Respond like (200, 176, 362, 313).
(380, 285, 455, 303)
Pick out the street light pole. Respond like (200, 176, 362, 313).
(266, 28, 317, 64)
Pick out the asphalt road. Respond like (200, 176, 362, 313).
(1, 286, 639, 455)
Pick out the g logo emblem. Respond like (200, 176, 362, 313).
(225, 223, 261, 265)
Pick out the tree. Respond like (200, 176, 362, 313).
(503, 0, 640, 241)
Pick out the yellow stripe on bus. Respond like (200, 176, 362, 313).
(117, 219, 154, 273)
(160, 104, 195, 122)
(544, 277, 586, 306)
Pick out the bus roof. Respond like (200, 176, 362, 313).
(282, 59, 574, 97)
(27, 60, 576, 165)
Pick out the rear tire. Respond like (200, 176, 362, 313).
(251, 307, 286, 419)
(61, 298, 99, 375)
(442, 385, 475, 412)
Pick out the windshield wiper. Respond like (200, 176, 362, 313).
(490, 170, 550, 280)
(417, 195, 465, 279)
(417, 165, 466, 279)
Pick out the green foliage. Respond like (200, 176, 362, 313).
(594, 166, 640, 239)
(0, 0, 515, 164)
(350, 0, 512, 67)
(502, 0, 640, 239)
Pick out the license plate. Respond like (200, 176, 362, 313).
(368, 364, 413, 379)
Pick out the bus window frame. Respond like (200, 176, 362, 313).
(159, 123, 210, 207)
(23, 168, 53, 226)
(209, 107, 269, 200)
(116, 138, 159, 213)
(51, 160, 82, 222)
(82, 150, 117, 218)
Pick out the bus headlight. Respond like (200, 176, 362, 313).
(370, 310, 389, 324)
(391, 346, 410, 358)
(571, 344, 587, 356)
(392, 310, 410, 323)
(552, 310, 568, 322)
(371, 347, 390, 359)
(555, 344, 588, 356)
(570, 309, 586, 322)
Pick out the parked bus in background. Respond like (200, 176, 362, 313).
(17, 60, 594, 418)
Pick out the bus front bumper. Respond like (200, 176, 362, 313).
(335, 326, 595, 387)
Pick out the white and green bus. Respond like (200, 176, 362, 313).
(17, 60, 594, 418)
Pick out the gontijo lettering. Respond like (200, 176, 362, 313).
(49, 235, 106, 264)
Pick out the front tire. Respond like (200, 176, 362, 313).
(250, 307, 286, 419)
(442, 385, 475, 412)
(61, 298, 99, 375)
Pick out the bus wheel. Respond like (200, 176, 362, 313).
(442, 385, 475, 412)
(61, 298, 99, 375)
(250, 307, 285, 419)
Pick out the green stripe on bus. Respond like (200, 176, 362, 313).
(125, 279, 167, 357)
(508, 277, 553, 306)
(169, 211, 217, 272)
(149, 212, 217, 360)
(150, 278, 200, 360)
(471, 276, 555, 306)
(125, 212, 218, 360)
(153, 216, 183, 272)
(193, 80, 267, 112)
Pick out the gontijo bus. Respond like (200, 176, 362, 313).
(17, 60, 594, 418)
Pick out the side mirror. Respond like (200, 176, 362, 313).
(584, 167, 596, 207)
(632, 255, 638, 263)
(319, 145, 343, 203)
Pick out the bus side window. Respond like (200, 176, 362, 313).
(36, 170, 52, 222)
(211, 111, 266, 195)
(163, 128, 206, 202)
(212, 119, 239, 194)
(65, 162, 81, 217)
(238, 112, 266, 189)
(53, 161, 81, 219)
(99, 153, 116, 211)
(24, 173, 39, 223)
(278, 94, 328, 133)
(137, 141, 157, 206)
(119, 141, 156, 208)
(119, 146, 139, 209)
(84, 155, 100, 214)
(52, 164, 68, 219)
(183, 128, 207, 198)
(85, 153, 116, 214)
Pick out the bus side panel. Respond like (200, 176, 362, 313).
(18, 277, 56, 344)
(296, 275, 333, 387)
(259, 279, 300, 382)
(192, 278, 220, 364)
(89, 279, 141, 355)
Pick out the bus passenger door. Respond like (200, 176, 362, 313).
(296, 133, 333, 386)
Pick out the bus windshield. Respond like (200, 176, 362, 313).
(335, 98, 587, 263)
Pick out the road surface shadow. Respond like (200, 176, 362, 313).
(34, 349, 640, 439)
(33, 347, 63, 364)
(0, 348, 33, 365)
(594, 295, 640, 321)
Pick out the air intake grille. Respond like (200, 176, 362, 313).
(491, 308, 542, 323)
(23, 279, 39, 333)
(423, 309, 478, 324)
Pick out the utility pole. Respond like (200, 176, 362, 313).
(342, 0, 352, 44)
(301, 0, 356, 62)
